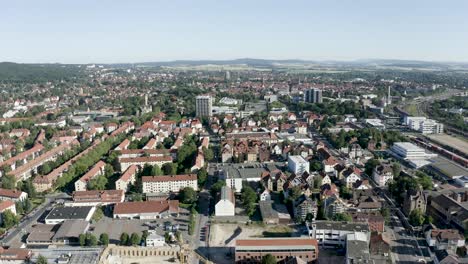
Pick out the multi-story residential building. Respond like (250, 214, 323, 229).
(215, 186, 235, 216)
(425, 229, 465, 252)
(118, 149, 170, 159)
(119, 156, 172, 171)
(142, 174, 197, 194)
(0, 144, 44, 175)
(372, 163, 394, 187)
(304, 88, 323, 103)
(235, 238, 319, 264)
(115, 165, 137, 192)
(196, 95, 213, 117)
(288, 155, 310, 175)
(0, 188, 28, 202)
(74, 160, 107, 191)
(294, 196, 318, 221)
(8, 141, 78, 181)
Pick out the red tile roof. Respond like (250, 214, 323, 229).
(0, 188, 25, 199)
(0, 247, 31, 261)
(73, 190, 124, 203)
(114, 200, 179, 215)
(78, 160, 106, 183)
(119, 165, 138, 182)
(0, 200, 15, 211)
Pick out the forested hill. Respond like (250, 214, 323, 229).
(0, 62, 84, 82)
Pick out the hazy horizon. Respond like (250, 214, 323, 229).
(1, 0, 468, 64)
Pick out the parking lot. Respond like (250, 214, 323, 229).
(92, 208, 191, 245)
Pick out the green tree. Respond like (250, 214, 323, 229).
(21, 179, 37, 198)
(365, 158, 380, 176)
(1, 210, 18, 228)
(409, 209, 425, 226)
(37, 255, 48, 264)
(163, 137, 174, 149)
(86, 233, 98, 246)
(99, 233, 109, 246)
(288, 186, 302, 202)
(392, 162, 401, 178)
(151, 165, 162, 176)
(332, 213, 352, 222)
(79, 234, 86, 246)
(1, 174, 16, 189)
(241, 185, 257, 216)
(310, 160, 323, 171)
(197, 168, 208, 188)
(15, 201, 24, 215)
(23, 199, 32, 213)
(202, 147, 214, 161)
(88, 175, 108, 190)
(141, 230, 149, 243)
(162, 163, 177, 175)
(261, 254, 277, 264)
(179, 187, 197, 204)
(120, 232, 129, 246)
(130, 232, 140, 246)
(131, 193, 143, 201)
(416, 171, 433, 190)
(92, 207, 104, 222)
(210, 180, 226, 197)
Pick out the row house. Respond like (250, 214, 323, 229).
(115, 138, 130, 150)
(33, 139, 102, 192)
(0, 144, 44, 175)
(143, 138, 157, 149)
(9, 128, 30, 139)
(116, 165, 137, 192)
(74, 160, 107, 191)
(0, 188, 28, 202)
(9, 141, 78, 181)
(142, 174, 198, 194)
(105, 122, 118, 133)
(110, 121, 135, 137)
(191, 152, 205, 172)
(119, 156, 172, 172)
(118, 149, 171, 159)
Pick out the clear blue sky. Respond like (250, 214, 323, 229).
(1, 0, 468, 63)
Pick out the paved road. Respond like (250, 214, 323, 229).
(1, 192, 70, 247)
(388, 213, 427, 263)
